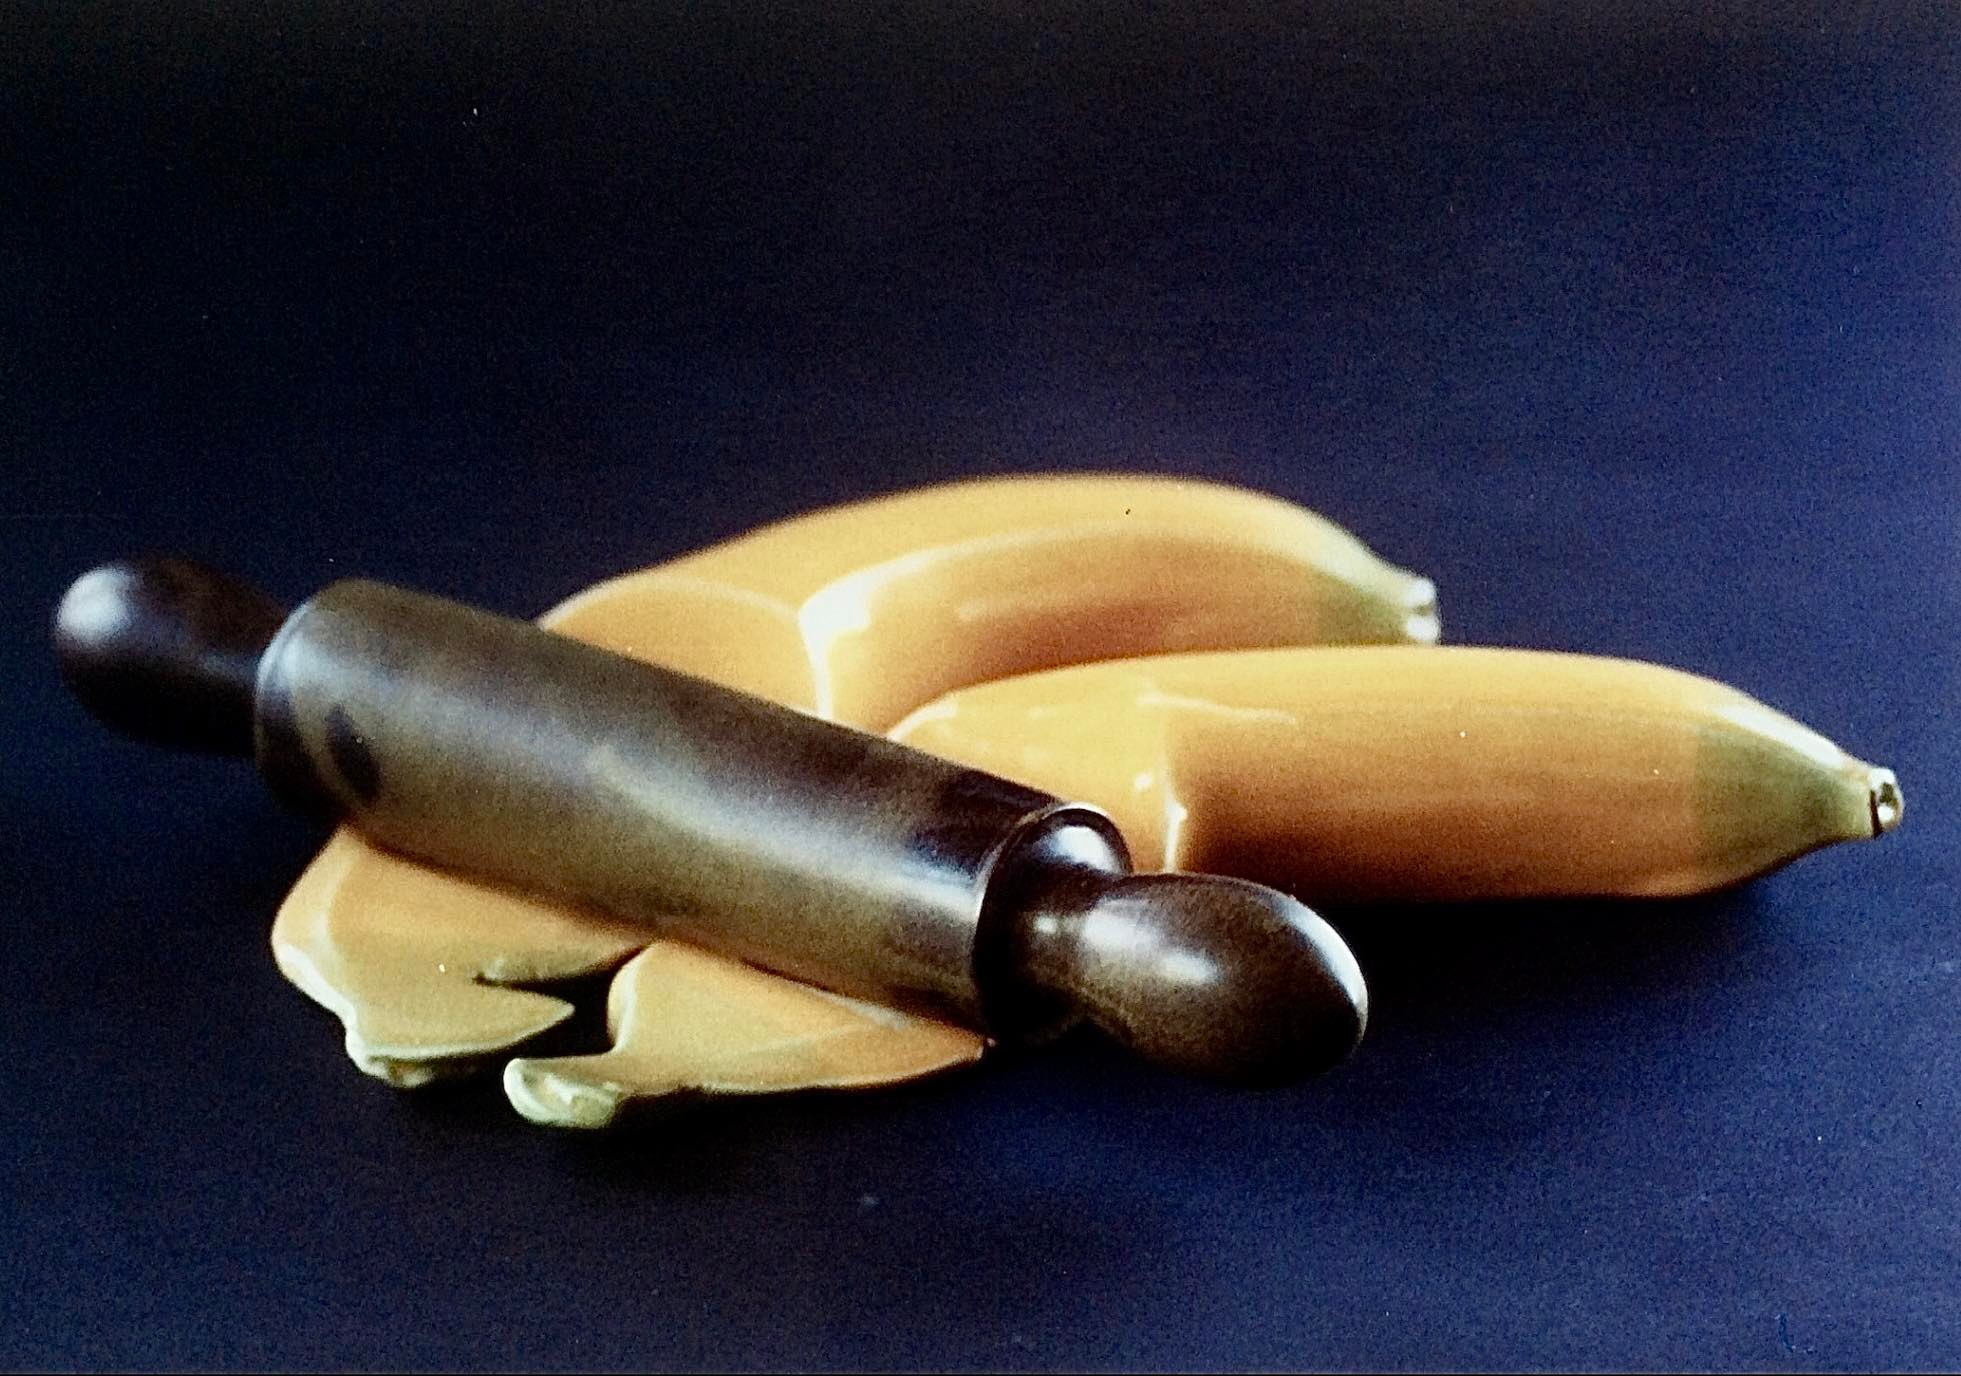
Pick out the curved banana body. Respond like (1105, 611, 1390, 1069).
(543, 473, 1439, 730)
(890, 647, 1902, 902)
(273, 475, 1429, 1117)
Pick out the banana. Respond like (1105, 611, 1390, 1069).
(543, 473, 1439, 730)
(889, 647, 1902, 902)
(503, 942, 987, 1130)
(271, 830, 652, 1088)
(275, 474, 1423, 1114)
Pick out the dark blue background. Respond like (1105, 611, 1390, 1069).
(6, 3, 1956, 1369)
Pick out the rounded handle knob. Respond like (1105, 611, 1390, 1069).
(55, 558, 288, 755)
(1017, 871, 1369, 1084)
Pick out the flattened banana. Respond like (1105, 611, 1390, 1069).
(271, 830, 651, 1087)
(889, 647, 1902, 901)
(504, 943, 987, 1130)
(546, 473, 1439, 730)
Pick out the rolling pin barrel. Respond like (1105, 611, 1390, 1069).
(255, 576, 1116, 1034)
(56, 558, 1368, 1083)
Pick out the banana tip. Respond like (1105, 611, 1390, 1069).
(1402, 576, 1441, 644)
(1868, 768, 1904, 837)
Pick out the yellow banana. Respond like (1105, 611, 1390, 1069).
(889, 647, 1902, 902)
(544, 473, 1439, 730)
(271, 830, 652, 1087)
(503, 942, 986, 1130)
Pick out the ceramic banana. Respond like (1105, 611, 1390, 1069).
(502, 943, 989, 1130)
(271, 474, 1432, 1119)
(543, 472, 1439, 729)
(891, 646, 1902, 902)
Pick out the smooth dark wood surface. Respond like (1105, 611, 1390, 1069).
(54, 559, 285, 756)
(7, 3, 1956, 1369)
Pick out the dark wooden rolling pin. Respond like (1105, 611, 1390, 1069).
(54, 557, 1368, 1084)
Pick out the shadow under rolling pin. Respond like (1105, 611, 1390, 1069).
(55, 558, 1367, 1084)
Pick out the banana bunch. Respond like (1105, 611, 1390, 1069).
(270, 473, 1900, 1126)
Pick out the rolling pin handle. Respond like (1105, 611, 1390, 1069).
(55, 558, 287, 756)
(1011, 871, 1369, 1084)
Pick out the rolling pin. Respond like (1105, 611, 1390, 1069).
(54, 558, 1367, 1084)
